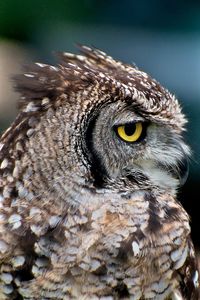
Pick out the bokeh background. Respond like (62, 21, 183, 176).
(0, 0, 199, 248)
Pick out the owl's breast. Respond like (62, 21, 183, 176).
(9, 189, 191, 299)
(71, 189, 191, 298)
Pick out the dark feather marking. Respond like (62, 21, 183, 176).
(114, 282, 129, 298)
(83, 107, 109, 188)
(145, 193, 162, 232)
(164, 206, 180, 221)
(12, 229, 37, 284)
(118, 228, 145, 260)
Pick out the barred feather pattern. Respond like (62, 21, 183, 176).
(0, 45, 199, 299)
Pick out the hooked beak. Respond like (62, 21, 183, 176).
(158, 153, 189, 188)
(177, 155, 189, 186)
(166, 154, 189, 187)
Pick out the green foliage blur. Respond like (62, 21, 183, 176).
(1, 0, 200, 41)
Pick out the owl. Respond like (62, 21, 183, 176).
(0, 45, 199, 300)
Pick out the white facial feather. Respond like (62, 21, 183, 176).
(138, 160, 179, 190)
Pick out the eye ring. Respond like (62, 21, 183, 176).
(116, 122, 144, 143)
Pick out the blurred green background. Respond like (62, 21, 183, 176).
(0, 0, 200, 247)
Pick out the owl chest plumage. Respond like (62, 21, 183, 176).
(64, 190, 190, 299)
(7, 188, 188, 299)
(0, 184, 190, 299)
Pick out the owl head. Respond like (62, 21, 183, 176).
(3, 45, 189, 196)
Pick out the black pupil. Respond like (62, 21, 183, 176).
(124, 123, 137, 136)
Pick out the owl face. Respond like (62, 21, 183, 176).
(9, 45, 190, 196)
(89, 100, 190, 191)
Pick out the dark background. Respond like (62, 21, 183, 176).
(0, 0, 199, 248)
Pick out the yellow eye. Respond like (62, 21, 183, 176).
(116, 122, 143, 142)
